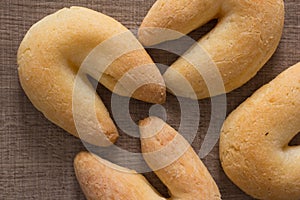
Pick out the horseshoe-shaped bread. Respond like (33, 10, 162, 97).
(139, 0, 284, 99)
(17, 7, 166, 145)
(74, 117, 221, 199)
(220, 62, 300, 200)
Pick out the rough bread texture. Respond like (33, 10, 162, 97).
(139, 0, 284, 99)
(139, 117, 221, 200)
(17, 7, 166, 145)
(74, 152, 165, 200)
(220, 62, 300, 200)
(74, 117, 221, 200)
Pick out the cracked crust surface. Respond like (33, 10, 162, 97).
(17, 7, 166, 145)
(74, 117, 221, 200)
(74, 152, 165, 200)
(140, 117, 221, 200)
(220, 62, 300, 200)
(139, 0, 284, 99)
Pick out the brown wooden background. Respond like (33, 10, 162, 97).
(1, 0, 299, 199)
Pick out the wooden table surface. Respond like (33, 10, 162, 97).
(1, 0, 299, 199)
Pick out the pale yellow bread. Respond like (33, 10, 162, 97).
(17, 7, 166, 145)
(74, 117, 221, 199)
(140, 117, 221, 200)
(139, 0, 284, 99)
(220, 62, 300, 200)
(74, 152, 165, 200)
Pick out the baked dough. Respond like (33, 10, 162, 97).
(74, 117, 221, 199)
(17, 7, 166, 145)
(139, 0, 284, 99)
(140, 117, 221, 199)
(220, 62, 300, 200)
(74, 152, 165, 200)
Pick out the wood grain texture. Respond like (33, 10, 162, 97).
(0, 0, 299, 199)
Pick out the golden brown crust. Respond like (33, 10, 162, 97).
(74, 117, 220, 200)
(74, 152, 165, 200)
(17, 7, 166, 144)
(140, 117, 221, 200)
(220, 62, 300, 200)
(139, 0, 284, 99)
(139, 0, 221, 45)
